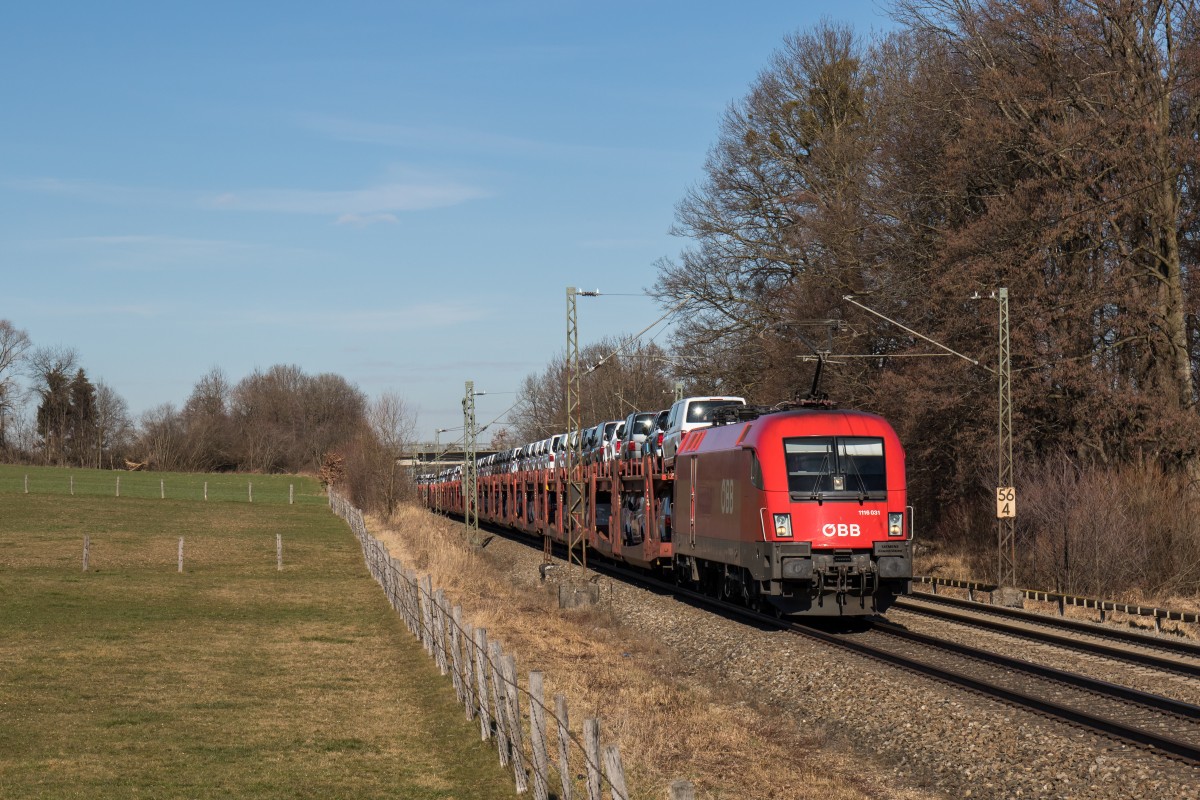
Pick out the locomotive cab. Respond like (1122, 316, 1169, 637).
(672, 409, 912, 616)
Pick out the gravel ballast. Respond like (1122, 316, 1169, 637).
(484, 531, 1200, 800)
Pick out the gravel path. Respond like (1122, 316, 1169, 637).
(485, 531, 1200, 800)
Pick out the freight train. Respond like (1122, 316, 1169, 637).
(419, 402, 912, 616)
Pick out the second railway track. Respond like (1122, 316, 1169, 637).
(893, 592, 1200, 677)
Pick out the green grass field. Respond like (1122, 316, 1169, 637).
(0, 464, 327, 505)
(0, 476, 515, 798)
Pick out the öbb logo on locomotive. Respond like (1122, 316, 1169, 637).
(719, 479, 736, 515)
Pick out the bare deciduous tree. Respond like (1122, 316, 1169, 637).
(0, 320, 32, 451)
(94, 381, 133, 469)
(140, 403, 184, 471)
(508, 337, 673, 443)
(367, 392, 418, 515)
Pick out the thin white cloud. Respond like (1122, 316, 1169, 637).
(227, 301, 489, 333)
(204, 181, 488, 215)
(7, 177, 179, 205)
(300, 114, 687, 161)
(19, 299, 167, 318)
(10, 174, 489, 220)
(336, 212, 398, 228)
(23, 234, 320, 272)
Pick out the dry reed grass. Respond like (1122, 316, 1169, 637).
(374, 505, 933, 800)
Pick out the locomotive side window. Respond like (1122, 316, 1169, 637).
(749, 449, 764, 489)
(784, 437, 886, 500)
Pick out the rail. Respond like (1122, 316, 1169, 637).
(603, 562, 1200, 764)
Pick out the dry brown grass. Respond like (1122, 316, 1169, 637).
(914, 544, 974, 583)
(373, 505, 934, 800)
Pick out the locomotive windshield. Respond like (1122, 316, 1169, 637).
(783, 437, 886, 500)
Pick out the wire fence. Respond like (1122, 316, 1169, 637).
(1, 467, 314, 505)
(330, 492, 696, 800)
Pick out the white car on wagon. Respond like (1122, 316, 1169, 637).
(661, 395, 746, 468)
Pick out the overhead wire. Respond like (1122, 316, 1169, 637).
(426, 293, 695, 472)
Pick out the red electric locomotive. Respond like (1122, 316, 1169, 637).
(418, 401, 912, 617)
(671, 407, 911, 616)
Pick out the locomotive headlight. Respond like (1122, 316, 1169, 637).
(773, 513, 793, 538)
(888, 512, 904, 537)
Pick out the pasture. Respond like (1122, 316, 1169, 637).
(0, 463, 327, 505)
(0, 470, 513, 798)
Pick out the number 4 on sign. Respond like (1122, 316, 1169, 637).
(996, 486, 1016, 519)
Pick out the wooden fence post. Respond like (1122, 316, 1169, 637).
(405, 570, 419, 633)
(116, 477, 120, 497)
(24, 474, 28, 493)
(433, 589, 449, 676)
(602, 745, 629, 800)
(528, 671, 550, 800)
(488, 641, 510, 767)
(386, 558, 399, 612)
(204, 481, 207, 501)
(668, 780, 696, 800)
(83, 535, 90, 572)
(502, 655, 528, 793)
(420, 576, 434, 654)
(474, 628, 492, 740)
(555, 694, 573, 800)
(462, 621, 477, 721)
(70, 476, 74, 495)
(398, 563, 408, 614)
(450, 606, 465, 702)
(289, 483, 294, 505)
(276, 534, 283, 571)
(395, 567, 407, 627)
(177, 537, 184, 573)
(584, 718, 602, 800)
(161, 479, 165, 499)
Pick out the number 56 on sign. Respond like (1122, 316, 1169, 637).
(996, 486, 1016, 519)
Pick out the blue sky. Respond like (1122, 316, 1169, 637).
(1, 1, 896, 440)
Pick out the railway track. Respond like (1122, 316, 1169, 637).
(653, 578, 1200, 763)
(894, 592, 1200, 677)
(465, 517, 1200, 764)
(651, 573, 1200, 764)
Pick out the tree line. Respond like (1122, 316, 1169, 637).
(0, 322, 417, 515)
(513, 1, 1200, 595)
